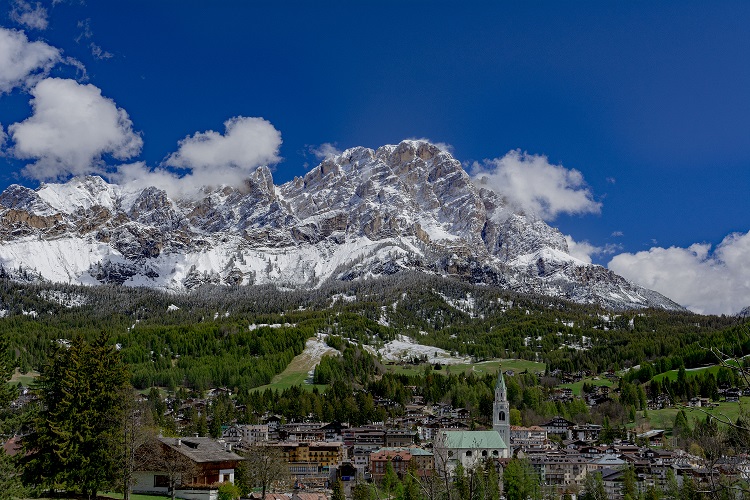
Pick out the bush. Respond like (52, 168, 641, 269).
(218, 481, 242, 500)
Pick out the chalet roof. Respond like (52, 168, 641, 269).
(637, 429, 665, 439)
(440, 430, 507, 450)
(593, 453, 626, 466)
(292, 493, 328, 500)
(159, 437, 243, 463)
(2, 436, 21, 457)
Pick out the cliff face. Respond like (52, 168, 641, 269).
(0, 140, 682, 311)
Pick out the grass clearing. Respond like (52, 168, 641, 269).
(561, 377, 614, 396)
(651, 365, 723, 384)
(9, 368, 38, 386)
(642, 397, 750, 431)
(251, 337, 335, 393)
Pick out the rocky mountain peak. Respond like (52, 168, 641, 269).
(0, 140, 683, 311)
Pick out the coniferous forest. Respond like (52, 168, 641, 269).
(0, 274, 749, 497)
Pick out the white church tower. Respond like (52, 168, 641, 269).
(493, 371, 510, 448)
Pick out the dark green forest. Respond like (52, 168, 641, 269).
(0, 274, 745, 395)
(0, 274, 750, 391)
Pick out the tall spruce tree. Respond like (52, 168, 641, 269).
(0, 336, 25, 499)
(21, 334, 129, 498)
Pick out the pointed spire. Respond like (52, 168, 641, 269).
(496, 370, 506, 392)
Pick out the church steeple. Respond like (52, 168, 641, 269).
(493, 370, 510, 449)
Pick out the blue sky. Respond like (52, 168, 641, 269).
(1, 1, 749, 314)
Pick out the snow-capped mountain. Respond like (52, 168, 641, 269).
(0, 140, 682, 310)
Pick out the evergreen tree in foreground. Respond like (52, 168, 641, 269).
(21, 334, 129, 498)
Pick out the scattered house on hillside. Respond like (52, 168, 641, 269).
(223, 424, 269, 447)
(724, 388, 741, 403)
(541, 417, 575, 440)
(571, 423, 602, 442)
(280, 423, 326, 443)
(549, 388, 574, 402)
(688, 397, 712, 408)
(321, 421, 348, 441)
(133, 437, 243, 500)
(637, 429, 666, 447)
(509, 425, 548, 451)
(647, 394, 672, 410)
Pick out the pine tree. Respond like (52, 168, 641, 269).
(622, 465, 636, 500)
(331, 479, 345, 500)
(580, 471, 606, 500)
(485, 459, 500, 500)
(21, 334, 129, 498)
(502, 459, 539, 500)
(383, 459, 400, 499)
(0, 336, 24, 498)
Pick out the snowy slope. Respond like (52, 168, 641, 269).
(0, 140, 683, 310)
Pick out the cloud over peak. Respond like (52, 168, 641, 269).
(471, 150, 601, 221)
(9, 77, 142, 180)
(112, 116, 283, 199)
(166, 116, 281, 172)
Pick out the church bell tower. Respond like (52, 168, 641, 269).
(493, 371, 510, 448)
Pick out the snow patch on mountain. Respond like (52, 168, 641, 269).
(39, 290, 87, 308)
(372, 334, 472, 364)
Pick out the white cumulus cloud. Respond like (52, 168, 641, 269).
(10, 0, 49, 30)
(565, 235, 621, 264)
(166, 116, 281, 172)
(471, 150, 601, 221)
(0, 27, 60, 93)
(110, 161, 182, 196)
(112, 117, 282, 198)
(608, 231, 750, 315)
(9, 77, 143, 180)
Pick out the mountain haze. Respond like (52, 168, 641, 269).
(0, 140, 681, 311)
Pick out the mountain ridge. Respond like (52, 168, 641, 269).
(0, 139, 683, 311)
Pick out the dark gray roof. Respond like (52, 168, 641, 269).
(159, 436, 243, 463)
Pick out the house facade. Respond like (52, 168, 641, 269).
(133, 437, 243, 499)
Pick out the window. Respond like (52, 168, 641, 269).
(466, 451, 472, 457)
(154, 475, 169, 488)
(499, 411, 505, 422)
(482, 451, 487, 457)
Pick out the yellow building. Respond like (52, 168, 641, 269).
(274, 441, 345, 484)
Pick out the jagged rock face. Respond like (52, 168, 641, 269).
(0, 140, 683, 310)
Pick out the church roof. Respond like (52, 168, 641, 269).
(440, 430, 507, 450)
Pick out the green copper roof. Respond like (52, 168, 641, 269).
(440, 430, 507, 450)
(496, 371, 506, 392)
